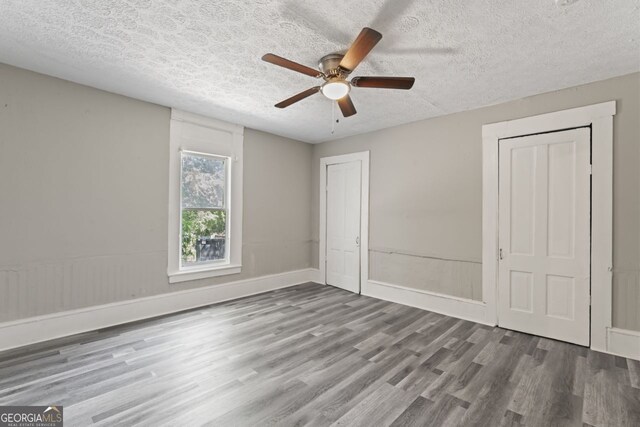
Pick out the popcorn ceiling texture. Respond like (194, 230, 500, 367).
(0, 0, 638, 143)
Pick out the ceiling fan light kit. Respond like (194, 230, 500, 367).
(321, 79, 350, 100)
(262, 27, 415, 118)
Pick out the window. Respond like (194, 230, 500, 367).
(168, 110, 243, 283)
(180, 152, 229, 267)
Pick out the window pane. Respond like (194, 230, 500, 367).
(181, 153, 225, 209)
(181, 209, 226, 265)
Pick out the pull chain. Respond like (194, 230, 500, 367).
(331, 101, 336, 134)
(331, 101, 340, 135)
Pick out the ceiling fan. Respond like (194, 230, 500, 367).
(262, 27, 415, 118)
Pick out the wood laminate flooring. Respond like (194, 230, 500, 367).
(0, 282, 638, 426)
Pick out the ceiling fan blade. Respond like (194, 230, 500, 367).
(339, 27, 383, 72)
(337, 95, 357, 117)
(351, 76, 415, 90)
(262, 53, 322, 78)
(275, 86, 321, 108)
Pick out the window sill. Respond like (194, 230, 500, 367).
(168, 264, 242, 284)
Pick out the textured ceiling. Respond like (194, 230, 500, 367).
(0, 0, 638, 143)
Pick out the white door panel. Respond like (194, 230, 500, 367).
(498, 128, 590, 345)
(326, 161, 361, 293)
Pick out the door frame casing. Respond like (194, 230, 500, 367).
(319, 151, 370, 293)
(482, 101, 615, 351)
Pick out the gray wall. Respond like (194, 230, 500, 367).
(0, 63, 312, 322)
(312, 72, 640, 331)
(1, 62, 638, 332)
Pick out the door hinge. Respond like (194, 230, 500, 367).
(499, 248, 503, 260)
(589, 164, 593, 175)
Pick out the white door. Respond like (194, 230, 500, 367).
(498, 128, 591, 345)
(326, 161, 361, 293)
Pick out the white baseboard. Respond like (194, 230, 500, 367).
(0, 268, 317, 353)
(364, 280, 494, 326)
(309, 268, 323, 284)
(364, 280, 640, 360)
(607, 327, 640, 361)
(4, 269, 635, 361)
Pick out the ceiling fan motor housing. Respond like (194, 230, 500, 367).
(319, 54, 347, 78)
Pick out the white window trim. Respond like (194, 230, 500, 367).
(168, 110, 243, 284)
(482, 101, 615, 352)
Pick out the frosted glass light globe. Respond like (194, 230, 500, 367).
(321, 80, 350, 100)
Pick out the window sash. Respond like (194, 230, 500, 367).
(180, 150, 228, 210)
(179, 150, 231, 270)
